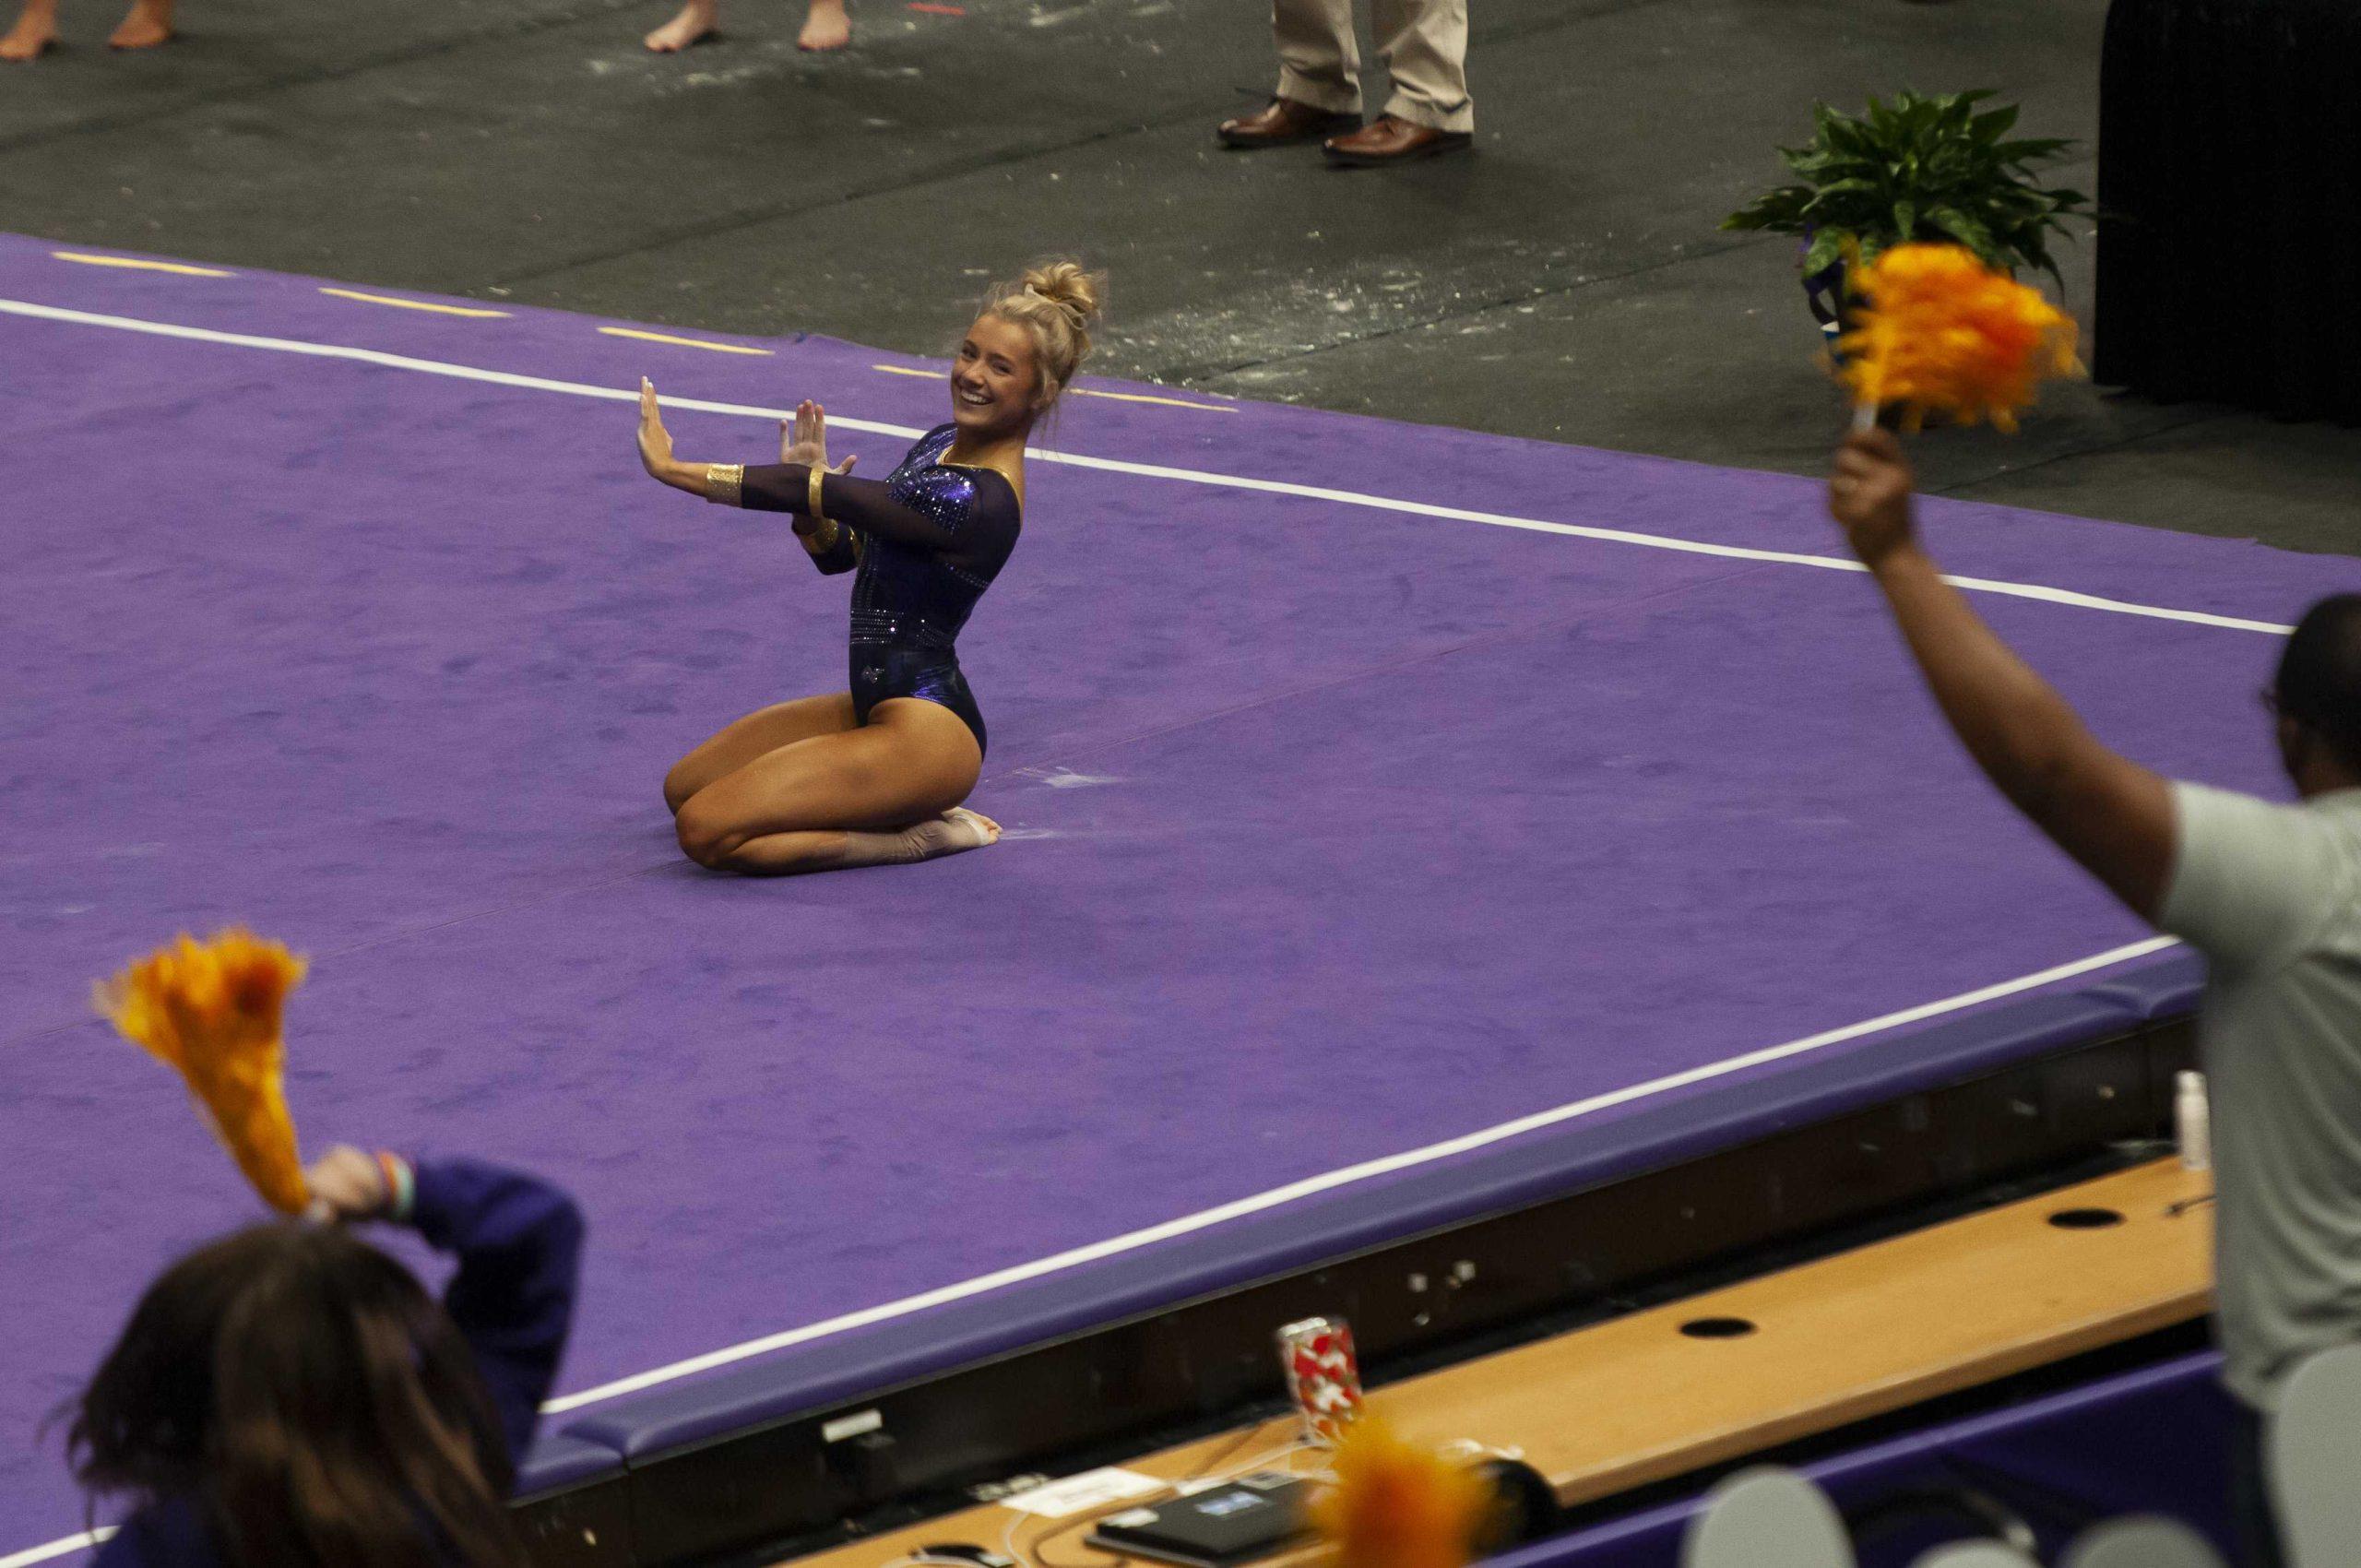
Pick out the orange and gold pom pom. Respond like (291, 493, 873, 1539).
(1309, 1420, 1493, 1568)
(1835, 243, 2082, 433)
(96, 930, 311, 1214)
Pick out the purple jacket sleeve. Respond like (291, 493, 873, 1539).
(408, 1158, 586, 1467)
(90, 1501, 206, 1568)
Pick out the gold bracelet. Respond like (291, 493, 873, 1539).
(703, 463, 744, 506)
(808, 464, 831, 527)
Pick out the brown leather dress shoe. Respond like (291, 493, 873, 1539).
(1218, 97, 1362, 149)
(1323, 114, 1474, 167)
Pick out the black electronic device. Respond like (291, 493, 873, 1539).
(1085, 1472, 1311, 1568)
(916, 1547, 1019, 1568)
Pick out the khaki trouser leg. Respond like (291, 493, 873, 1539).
(1373, 0, 1472, 132)
(1273, 0, 1362, 116)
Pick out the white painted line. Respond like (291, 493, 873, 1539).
(0, 1527, 113, 1568)
(539, 934, 2181, 1413)
(0, 297, 2296, 636)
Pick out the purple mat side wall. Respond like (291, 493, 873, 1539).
(560, 958, 2183, 1457)
(516, 1433, 632, 1497)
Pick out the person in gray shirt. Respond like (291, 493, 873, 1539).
(1827, 429, 2361, 1567)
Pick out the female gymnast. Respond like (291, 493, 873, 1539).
(635, 259, 1103, 875)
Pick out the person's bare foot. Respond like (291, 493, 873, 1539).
(797, 0, 848, 51)
(107, 0, 172, 50)
(789, 807, 1001, 873)
(1, 0, 59, 60)
(910, 806, 999, 858)
(644, 0, 717, 52)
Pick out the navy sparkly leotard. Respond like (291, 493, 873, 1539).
(736, 423, 1021, 754)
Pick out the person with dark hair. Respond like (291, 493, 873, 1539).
(1828, 429, 2361, 1568)
(73, 1146, 583, 1568)
(635, 259, 1105, 875)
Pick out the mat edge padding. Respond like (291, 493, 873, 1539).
(534, 951, 2204, 1478)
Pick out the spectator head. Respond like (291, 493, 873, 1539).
(70, 1221, 526, 1568)
(2273, 594, 2361, 792)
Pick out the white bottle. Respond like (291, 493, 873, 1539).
(2177, 1069, 2212, 1172)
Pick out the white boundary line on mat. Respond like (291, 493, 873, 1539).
(0, 296, 2296, 637)
(0, 1531, 114, 1568)
(531, 933, 2180, 1414)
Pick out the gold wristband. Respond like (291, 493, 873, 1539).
(808, 464, 831, 526)
(703, 463, 744, 506)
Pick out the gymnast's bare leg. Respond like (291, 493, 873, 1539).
(672, 698, 999, 874)
(664, 694, 858, 814)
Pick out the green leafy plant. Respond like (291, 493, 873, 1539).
(1723, 89, 2089, 282)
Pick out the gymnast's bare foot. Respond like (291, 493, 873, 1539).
(1, 0, 58, 60)
(909, 806, 1000, 859)
(107, 0, 172, 49)
(772, 807, 1000, 873)
(645, 0, 716, 52)
(797, 0, 848, 51)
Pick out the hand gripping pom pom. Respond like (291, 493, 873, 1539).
(1835, 243, 2082, 434)
(95, 931, 311, 1214)
(1309, 1419, 1494, 1568)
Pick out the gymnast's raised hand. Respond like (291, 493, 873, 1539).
(780, 398, 859, 478)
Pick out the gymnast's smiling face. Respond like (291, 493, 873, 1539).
(950, 315, 1041, 442)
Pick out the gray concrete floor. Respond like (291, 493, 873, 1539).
(4, 0, 2355, 555)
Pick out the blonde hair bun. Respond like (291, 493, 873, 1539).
(986, 258, 1107, 410)
(1020, 260, 1104, 333)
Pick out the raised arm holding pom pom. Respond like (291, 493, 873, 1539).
(72, 1149, 583, 1568)
(1826, 430, 2176, 917)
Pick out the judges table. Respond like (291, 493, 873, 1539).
(773, 1159, 2214, 1568)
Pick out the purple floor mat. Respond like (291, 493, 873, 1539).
(2, 234, 2349, 1552)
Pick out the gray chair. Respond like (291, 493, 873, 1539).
(1907, 1545, 2036, 1568)
(2273, 1343, 2361, 1568)
(2060, 1516, 2226, 1568)
(1681, 1467, 1853, 1568)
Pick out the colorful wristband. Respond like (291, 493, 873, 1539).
(376, 1150, 416, 1223)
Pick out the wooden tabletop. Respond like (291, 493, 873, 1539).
(775, 1159, 2214, 1568)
